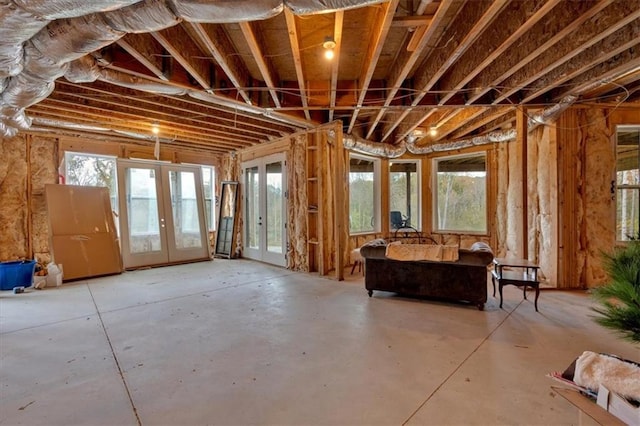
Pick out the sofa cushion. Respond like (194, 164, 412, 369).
(384, 242, 460, 262)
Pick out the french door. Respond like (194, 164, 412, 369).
(117, 159, 210, 269)
(243, 154, 287, 267)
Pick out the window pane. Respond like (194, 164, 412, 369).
(616, 127, 640, 241)
(349, 157, 375, 233)
(390, 161, 419, 230)
(616, 188, 640, 241)
(201, 166, 216, 231)
(435, 155, 487, 233)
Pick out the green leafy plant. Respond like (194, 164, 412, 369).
(591, 239, 640, 342)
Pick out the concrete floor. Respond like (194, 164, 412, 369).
(1, 259, 637, 426)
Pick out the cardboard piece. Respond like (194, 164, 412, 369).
(45, 184, 122, 281)
(597, 385, 640, 426)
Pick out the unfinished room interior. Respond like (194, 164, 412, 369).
(1, 0, 640, 425)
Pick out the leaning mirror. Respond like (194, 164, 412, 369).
(215, 181, 239, 258)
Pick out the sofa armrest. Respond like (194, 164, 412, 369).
(359, 239, 388, 259)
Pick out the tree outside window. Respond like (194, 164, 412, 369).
(349, 155, 378, 234)
(434, 153, 487, 233)
(616, 126, 640, 241)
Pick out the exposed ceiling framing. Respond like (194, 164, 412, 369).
(1, 0, 638, 154)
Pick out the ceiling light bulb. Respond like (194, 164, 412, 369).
(429, 126, 437, 137)
(151, 122, 160, 135)
(324, 48, 335, 60)
(323, 37, 336, 60)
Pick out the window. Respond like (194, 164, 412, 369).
(349, 154, 379, 234)
(201, 166, 216, 231)
(389, 160, 420, 230)
(64, 151, 118, 214)
(434, 153, 487, 233)
(616, 126, 640, 241)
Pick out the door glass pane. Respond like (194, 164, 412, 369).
(266, 161, 283, 254)
(127, 167, 161, 253)
(246, 166, 260, 250)
(169, 170, 203, 250)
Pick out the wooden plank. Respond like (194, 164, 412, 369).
(182, 22, 252, 104)
(284, 9, 311, 121)
(464, 0, 614, 105)
(116, 35, 167, 81)
(364, 0, 457, 139)
(151, 25, 212, 91)
(329, 11, 344, 122)
(333, 124, 345, 280)
(347, 0, 399, 133)
(238, 21, 281, 108)
(380, 0, 510, 142)
(500, 3, 640, 104)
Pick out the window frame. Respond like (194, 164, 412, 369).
(348, 153, 381, 235)
(388, 159, 421, 231)
(432, 152, 488, 235)
(615, 124, 640, 242)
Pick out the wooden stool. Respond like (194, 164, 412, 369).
(350, 248, 364, 275)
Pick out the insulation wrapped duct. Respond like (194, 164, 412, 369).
(13, 0, 141, 20)
(286, 0, 386, 15)
(0, 120, 19, 137)
(527, 95, 577, 127)
(22, 42, 69, 80)
(3, 107, 32, 130)
(0, 77, 6, 93)
(100, 69, 189, 95)
(168, 0, 283, 23)
(0, 2, 49, 77)
(1, 72, 54, 108)
(32, 117, 110, 132)
(103, 0, 181, 33)
(343, 133, 406, 158)
(63, 56, 101, 83)
(30, 14, 125, 66)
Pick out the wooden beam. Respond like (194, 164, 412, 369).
(347, 0, 399, 133)
(238, 21, 281, 108)
(435, 0, 561, 106)
(554, 44, 640, 97)
(463, 0, 614, 105)
(519, 18, 640, 103)
(116, 34, 167, 81)
(448, 106, 517, 140)
(365, 0, 460, 139)
(391, 15, 433, 27)
(150, 25, 212, 92)
(54, 80, 293, 137)
(328, 11, 344, 122)
(284, 9, 311, 121)
(181, 22, 252, 104)
(383, 0, 509, 142)
(497, 3, 640, 104)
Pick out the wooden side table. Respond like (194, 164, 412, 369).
(492, 257, 541, 311)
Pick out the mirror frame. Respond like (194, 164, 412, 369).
(214, 181, 239, 258)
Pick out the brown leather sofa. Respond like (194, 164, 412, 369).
(359, 239, 494, 310)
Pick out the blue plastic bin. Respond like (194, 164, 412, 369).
(0, 260, 36, 290)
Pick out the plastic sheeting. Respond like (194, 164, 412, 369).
(104, 0, 181, 33)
